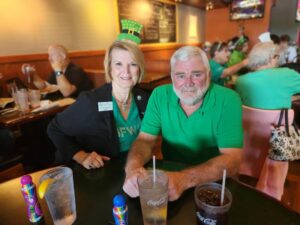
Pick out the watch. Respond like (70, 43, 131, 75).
(55, 71, 63, 76)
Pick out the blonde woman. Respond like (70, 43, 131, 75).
(48, 40, 149, 169)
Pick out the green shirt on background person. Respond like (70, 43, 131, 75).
(236, 67, 300, 109)
(209, 59, 228, 86)
(227, 50, 245, 67)
(141, 83, 243, 165)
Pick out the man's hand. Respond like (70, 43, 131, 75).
(166, 171, 189, 201)
(123, 167, 146, 198)
(21, 64, 36, 75)
(73, 151, 110, 170)
(50, 60, 64, 72)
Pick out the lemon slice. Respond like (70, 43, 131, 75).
(38, 178, 54, 199)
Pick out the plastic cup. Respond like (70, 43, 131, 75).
(28, 89, 41, 108)
(138, 169, 168, 225)
(16, 89, 30, 113)
(194, 183, 232, 225)
(39, 167, 76, 225)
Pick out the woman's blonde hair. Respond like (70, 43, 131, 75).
(104, 40, 145, 83)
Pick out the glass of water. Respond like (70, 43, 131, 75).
(39, 167, 76, 225)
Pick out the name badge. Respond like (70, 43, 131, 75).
(98, 102, 113, 112)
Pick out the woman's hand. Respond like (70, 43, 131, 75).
(73, 151, 110, 169)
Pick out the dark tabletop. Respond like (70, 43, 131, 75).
(0, 158, 299, 225)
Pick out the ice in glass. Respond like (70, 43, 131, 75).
(138, 169, 168, 225)
(194, 183, 232, 225)
(39, 167, 76, 225)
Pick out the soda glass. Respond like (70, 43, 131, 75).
(138, 169, 168, 225)
(39, 167, 76, 225)
(194, 183, 232, 225)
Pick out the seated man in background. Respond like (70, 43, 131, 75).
(209, 41, 248, 86)
(22, 44, 93, 98)
(123, 46, 243, 201)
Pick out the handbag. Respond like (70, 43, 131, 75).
(269, 109, 300, 161)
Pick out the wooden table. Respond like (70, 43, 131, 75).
(0, 98, 74, 128)
(0, 106, 65, 128)
(0, 159, 299, 225)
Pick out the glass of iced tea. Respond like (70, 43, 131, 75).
(194, 183, 232, 225)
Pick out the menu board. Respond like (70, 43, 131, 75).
(117, 0, 177, 43)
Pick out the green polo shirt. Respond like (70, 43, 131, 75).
(209, 59, 227, 86)
(141, 84, 243, 165)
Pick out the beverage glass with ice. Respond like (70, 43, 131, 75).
(138, 169, 168, 225)
(194, 183, 232, 225)
(28, 89, 41, 108)
(39, 167, 76, 225)
(16, 89, 30, 113)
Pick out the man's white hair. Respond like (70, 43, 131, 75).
(170, 46, 210, 75)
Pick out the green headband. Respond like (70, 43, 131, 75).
(117, 19, 143, 44)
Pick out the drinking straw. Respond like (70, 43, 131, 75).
(220, 169, 227, 206)
(153, 155, 156, 184)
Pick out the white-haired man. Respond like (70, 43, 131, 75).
(123, 46, 243, 201)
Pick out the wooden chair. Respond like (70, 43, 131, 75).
(84, 69, 106, 88)
(239, 105, 294, 200)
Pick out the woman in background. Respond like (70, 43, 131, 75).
(236, 41, 300, 109)
(227, 35, 249, 67)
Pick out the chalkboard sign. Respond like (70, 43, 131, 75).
(117, 0, 177, 44)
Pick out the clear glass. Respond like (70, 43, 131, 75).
(194, 183, 232, 225)
(39, 167, 76, 225)
(28, 89, 41, 108)
(138, 169, 168, 225)
(16, 89, 29, 113)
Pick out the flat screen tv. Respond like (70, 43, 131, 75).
(230, 0, 265, 20)
(296, 0, 300, 22)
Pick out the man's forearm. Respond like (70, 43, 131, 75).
(222, 59, 248, 78)
(180, 149, 241, 190)
(125, 139, 154, 174)
(56, 76, 76, 97)
(33, 73, 47, 89)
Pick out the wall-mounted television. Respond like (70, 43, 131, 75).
(296, 0, 300, 22)
(230, 0, 265, 20)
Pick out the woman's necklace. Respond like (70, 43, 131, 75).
(114, 94, 132, 112)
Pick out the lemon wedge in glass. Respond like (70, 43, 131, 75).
(38, 178, 54, 199)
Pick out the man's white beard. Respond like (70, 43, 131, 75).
(173, 83, 209, 106)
